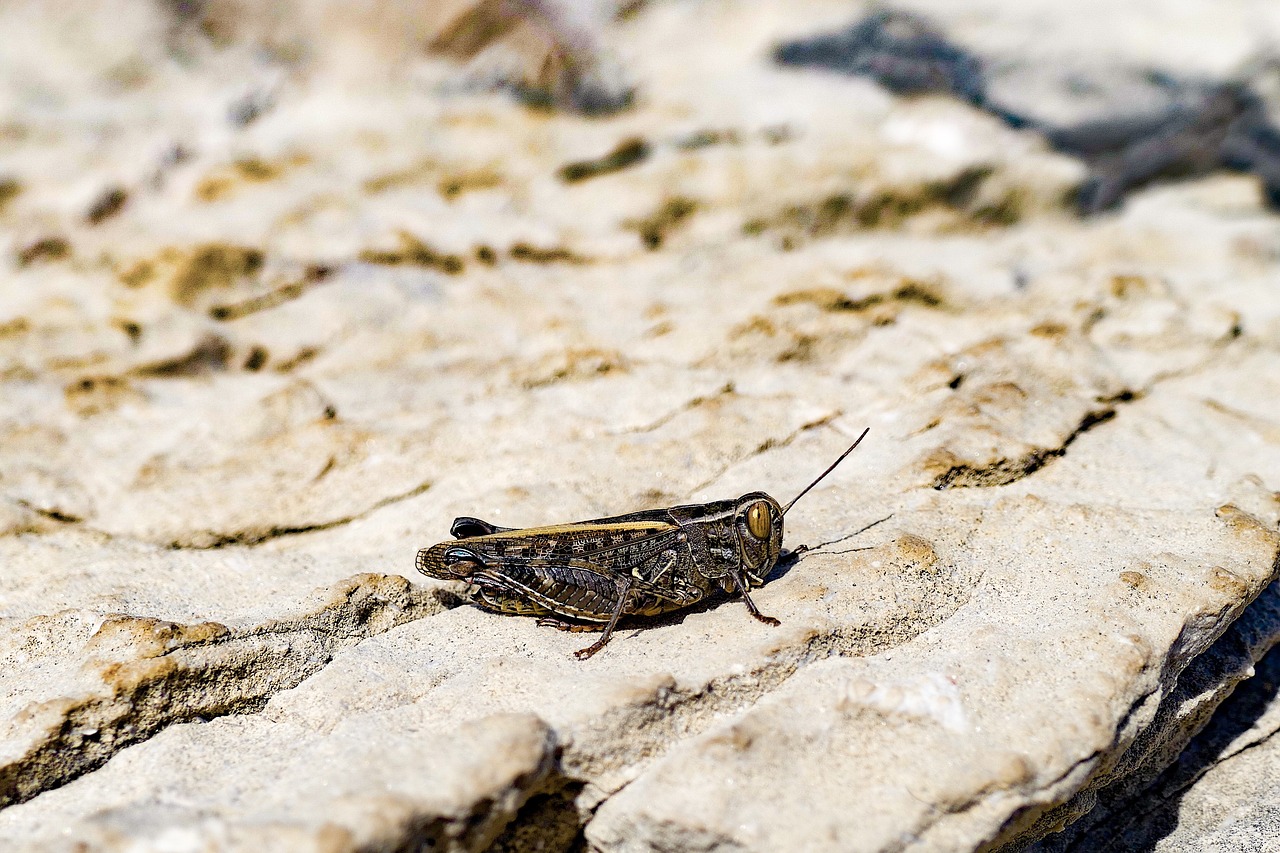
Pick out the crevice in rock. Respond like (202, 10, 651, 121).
(1028, 566, 1280, 852)
(932, 403, 1125, 490)
(332, 719, 565, 853)
(208, 263, 335, 321)
(13, 499, 83, 525)
(173, 479, 433, 548)
(0, 574, 461, 812)
(682, 412, 844, 497)
(609, 383, 737, 436)
(486, 773, 587, 853)
(982, 687, 1160, 850)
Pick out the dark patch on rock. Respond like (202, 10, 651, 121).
(133, 334, 233, 378)
(195, 156, 306, 202)
(273, 346, 319, 373)
(930, 407, 1118, 489)
(674, 129, 742, 150)
(170, 244, 265, 305)
(748, 165, 1017, 240)
(521, 348, 627, 388)
(243, 346, 269, 371)
(775, 9, 986, 104)
(0, 177, 23, 213)
(64, 375, 143, 416)
(625, 196, 699, 250)
(775, 10, 1280, 214)
(86, 186, 128, 224)
(359, 232, 465, 274)
(487, 779, 586, 853)
(508, 243, 589, 264)
(774, 281, 946, 313)
(16, 236, 70, 267)
(209, 264, 334, 321)
(558, 138, 650, 183)
(438, 168, 503, 199)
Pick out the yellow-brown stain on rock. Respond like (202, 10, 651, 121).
(0, 177, 22, 213)
(195, 155, 309, 202)
(363, 157, 438, 193)
(773, 280, 945, 320)
(0, 317, 31, 338)
(438, 168, 503, 199)
(520, 348, 628, 389)
(706, 721, 755, 754)
(557, 138, 650, 183)
(116, 243, 269, 302)
(507, 242, 590, 264)
(98, 656, 179, 692)
(1119, 570, 1149, 591)
(359, 231, 465, 274)
(85, 615, 230, 660)
(1030, 321, 1070, 339)
(891, 534, 940, 574)
(1215, 504, 1280, 551)
(64, 375, 144, 416)
(625, 196, 699, 250)
(1208, 566, 1248, 597)
(1109, 274, 1162, 299)
(919, 447, 964, 482)
(16, 236, 70, 267)
(132, 333, 233, 378)
(748, 165, 1021, 242)
(170, 244, 265, 305)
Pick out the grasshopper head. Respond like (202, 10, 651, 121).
(733, 492, 784, 586)
(416, 543, 483, 580)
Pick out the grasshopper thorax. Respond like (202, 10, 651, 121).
(732, 491, 785, 587)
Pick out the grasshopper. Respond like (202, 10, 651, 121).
(417, 428, 869, 658)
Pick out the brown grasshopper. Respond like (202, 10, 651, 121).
(417, 428, 869, 658)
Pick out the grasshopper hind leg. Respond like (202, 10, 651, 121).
(573, 579, 633, 660)
(730, 572, 781, 627)
(537, 617, 605, 633)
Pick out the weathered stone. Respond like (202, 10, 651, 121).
(1, 1, 1280, 851)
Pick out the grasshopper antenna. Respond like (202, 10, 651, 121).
(782, 427, 870, 516)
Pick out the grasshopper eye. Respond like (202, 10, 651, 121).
(746, 501, 771, 540)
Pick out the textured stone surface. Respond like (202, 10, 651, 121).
(2, 1, 1280, 851)
(1031, 582, 1280, 851)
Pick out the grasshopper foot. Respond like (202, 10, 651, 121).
(574, 638, 609, 659)
(732, 572, 781, 627)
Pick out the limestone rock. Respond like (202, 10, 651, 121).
(1, 0, 1280, 851)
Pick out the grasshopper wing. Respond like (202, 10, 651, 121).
(418, 520, 690, 620)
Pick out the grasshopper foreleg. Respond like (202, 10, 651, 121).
(730, 571, 781, 627)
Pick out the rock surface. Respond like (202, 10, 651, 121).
(1, 1, 1280, 851)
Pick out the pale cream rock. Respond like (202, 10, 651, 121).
(1, 0, 1280, 851)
